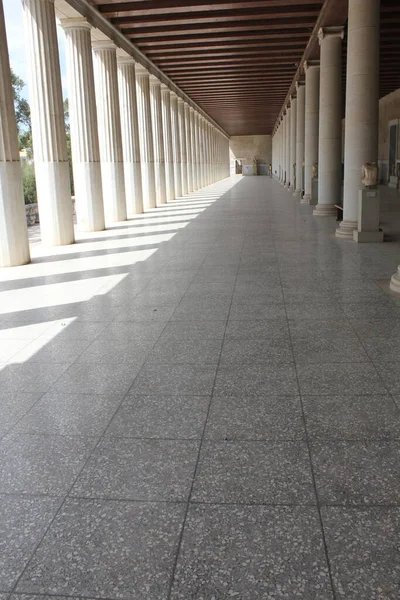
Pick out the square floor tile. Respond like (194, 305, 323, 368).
(76, 338, 152, 366)
(204, 394, 305, 441)
(303, 394, 400, 440)
(0, 363, 70, 394)
(0, 339, 30, 362)
(322, 506, 400, 599)
(0, 392, 42, 437)
(159, 320, 227, 341)
(51, 361, 141, 395)
(97, 321, 166, 342)
(71, 438, 199, 501)
(40, 321, 108, 340)
(292, 334, 369, 365)
(130, 364, 217, 396)
(229, 301, 287, 320)
(311, 441, 400, 505)
(0, 495, 61, 591)
(16, 499, 185, 599)
(297, 363, 385, 395)
(114, 303, 177, 322)
(0, 433, 96, 495)
(220, 337, 293, 366)
(107, 395, 210, 439)
(192, 441, 315, 504)
(170, 504, 333, 599)
(14, 392, 123, 437)
(214, 364, 299, 396)
(12, 338, 92, 366)
(373, 361, 400, 394)
(224, 318, 290, 340)
(285, 302, 345, 320)
(148, 337, 223, 366)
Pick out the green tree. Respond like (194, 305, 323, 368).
(11, 69, 31, 132)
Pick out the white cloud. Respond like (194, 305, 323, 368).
(3, 0, 68, 99)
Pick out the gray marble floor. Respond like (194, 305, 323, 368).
(1, 176, 400, 599)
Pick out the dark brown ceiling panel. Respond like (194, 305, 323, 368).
(90, 0, 400, 136)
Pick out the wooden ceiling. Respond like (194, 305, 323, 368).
(90, 0, 400, 136)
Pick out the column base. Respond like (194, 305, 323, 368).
(300, 194, 310, 204)
(335, 219, 357, 239)
(313, 203, 336, 217)
(293, 189, 302, 197)
(390, 266, 400, 294)
(353, 229, 384, 243)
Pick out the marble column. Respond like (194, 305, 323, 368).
(0, 0, 30, 266)
(295, 81, 305, 196)
(92, 40, 127, 223)
(117, 56, 143, 216)
(289, 95, 297, 190)
(336, 0, 380, 238)
(150, 75, 167, 206)
(285, 107, 291, 187)
(22, 0, 74, 245)
(189, 107, 199, 190)
(193, 112, 201, 190)
(314, 27, 344, 217)
(282, 115, 287, 185)
(178, 98, 188, 196)
(184, 103, 193, 193)
(198, 116, 205, 188)
(62, 18, 105, 232)
(136, 65, 156, 210)
(170, 92, 182, 197)
(303, 60, 320, 204)
(161, 84, 175, 201)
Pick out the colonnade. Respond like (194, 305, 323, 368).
(0, 0, 230, 267)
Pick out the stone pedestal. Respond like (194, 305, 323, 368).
(390, 266, 400, 294)
(336, 0, 379, 239)
(352, 188, 383, 242)
(92, 40, 127, 224)
(23, 0, 74, 245)
(117, 56, 144, 216)
(62, 19, 105, 232)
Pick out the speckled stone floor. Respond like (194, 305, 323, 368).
(1, 176, 400, 599)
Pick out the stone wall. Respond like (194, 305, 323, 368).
(25, 197, 76, 227)
(229, 135, 272, 175)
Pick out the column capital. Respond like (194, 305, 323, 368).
(295, 80, 305, 91)
(160, 82, 170, 92)
(149, 74, 161, 86)
(92, 39, 117, 52)
(289, 94, 297, 104)
(318, 26, 345, 45)
(177, 97, 185, 105)
(135, 63, 149, 76)
(60, 17, 91, 31)
(304, 59, 320, 71)
(116, 53, 135, 66)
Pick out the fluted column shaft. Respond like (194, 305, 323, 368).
(295, 82, 306, 195)
(0, 0, 30, 266)
(178, 98, 188, 196)
(170, 92, 182, 197)
(314, 28, 344, 217)
(135, 65, 156, 210)
(289, 96, 297, 190)
(184, 104, 193, 193)
(117, 56, 143, 216)
(92, 40, 127, 223)
(62, 19, 105, 232)
(161, 84, 175, 201)
(150, 76, 166, 206)
(22, 0, 74, 245)
(337, 0, 380, 238)
(190, 108, 198, 189)
(303, 61, 320, 203)
(282, 116, 287, 184)
(285, 108, 291, 187)
(199, 117, 205, 188)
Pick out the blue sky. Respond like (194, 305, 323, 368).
(4, 0, 68, 99)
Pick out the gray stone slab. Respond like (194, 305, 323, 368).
(16, 499, 185, 600)
(0, 433, 96, 495)
(148, 336, 223, 366)
(322, 507, 400, 599)
(0, 392, 42, 438)
(312, 441, 400, 505)
(14, 392, 123, 437)
(224, 317, 290, 340)
(171, 505, 333, 599)
(297, 363, 386, 396)
(303, 394, 400, 440)
(0, 363, 70, 394)
(76, 338, 153, 365)
(130, 363, 217, 396)
(214, 364, 299, 396)
(51, 361, 141, 396)
(204, 394, 305, 441)
(220, 337, 294, 366)
(292, 334, 370, 365)
(107, 394, 210, 439)
(192, 441, 315, 504)
(71, 438, 199, 501)
(0, 495, 61, 591)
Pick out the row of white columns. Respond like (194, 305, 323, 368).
(0, 0, 230, 267)
(272, 0, 400, 293)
